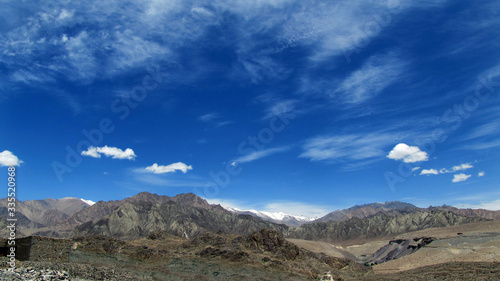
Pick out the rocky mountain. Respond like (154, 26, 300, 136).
(60, 192, 225, 227)
(0, 197, 90, 230)
(314, 201, 419, 223)
(222, 206, 314, 227)
(313, 201, 500, 225)
(71, 193, 289, 239)
(289, 210, 488, 242)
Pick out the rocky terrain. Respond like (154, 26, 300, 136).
(1, 192, 500, 280)
(368, 237, 435, 265)
(372, 220, 500, 274)
(0, 229, 368, 280)
(1, 226, 499, 280)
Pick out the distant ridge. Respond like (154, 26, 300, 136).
(290, 210, 487, 242)
(312, 201, 500, 223)
(313, 201, 418, 223)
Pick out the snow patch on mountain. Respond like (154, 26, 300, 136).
(222, 205, 315, 226)
(80, 198, 96, 206)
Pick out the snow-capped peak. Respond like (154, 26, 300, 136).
(80, 198, 96, 206)
(220, 205, 315, 226)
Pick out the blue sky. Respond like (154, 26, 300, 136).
(1, 0, 500, 217)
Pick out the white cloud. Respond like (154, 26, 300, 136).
(81, 146, 136, 160)
(452, 173, 472, 183)
(420, 169, 439, 175)
(452, 163, 473, 171)
(478, 171, 485, 177)
(387, 143, 429, 163)
(0, 150, 23, 167)
(81, 147, 100, 158)
(439, 168, 452, 173)
(412, 167, 421, 171)
(454, 198, 500, 211)
(232, 146, 290, 165)
(145, 162, 193, 174)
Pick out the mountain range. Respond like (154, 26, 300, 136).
(2, 192, 499, 243)
(2, 191, 500, 280)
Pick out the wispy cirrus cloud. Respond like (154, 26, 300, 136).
(198, 112, 232, 128)
(335, 52, 408, 104)
(1, 0, 442, 86)
(262, 99, 299, 120)
(232, 146, 291, 166)
(133, 174, 209, 188)
(198, 113, 219, 122)
(461, 121, 500, 141)
(301, 132, 399, 163)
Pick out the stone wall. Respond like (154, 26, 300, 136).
(1, 236, 72, 262)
